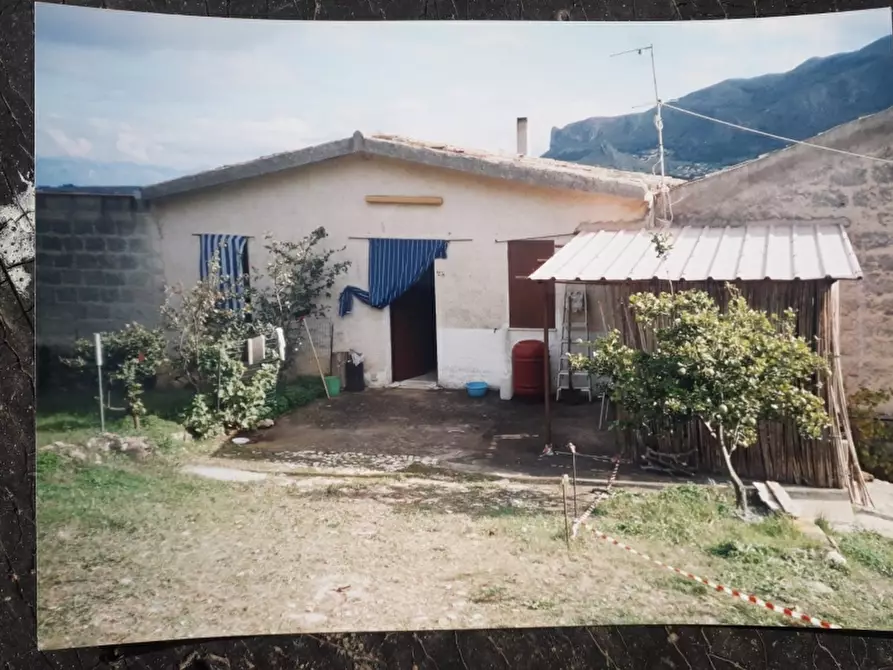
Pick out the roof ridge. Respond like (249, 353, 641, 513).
(142, 131, 677, 201)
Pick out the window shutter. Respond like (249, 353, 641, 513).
(507, 240, 555, 329)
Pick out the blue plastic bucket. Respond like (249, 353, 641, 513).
(465, 381, 488, 398)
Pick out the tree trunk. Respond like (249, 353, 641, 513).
(719, 441, 748, 515)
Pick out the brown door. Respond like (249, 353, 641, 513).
(507, 240, 556, 329)
(390, 265, 438, 382)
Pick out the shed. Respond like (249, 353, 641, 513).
(529, 223, 869, 500)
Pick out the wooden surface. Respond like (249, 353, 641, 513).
(365, 195, 443, 205)
(766, 480, 801, 517)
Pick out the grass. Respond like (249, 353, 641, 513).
(36, 374, 328, 538)
(37, 376, 325, 455)
(34, 378, 893, 639)
(35, 463, 893, 647)
(38, 390, 188, 448)
(836, 530, 893, 578)
(589, 483, 893, 629)
(268, 477, 893, 628)
(37, 459, 222, 532)
(591, 483, 736, 546)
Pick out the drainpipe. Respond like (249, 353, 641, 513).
(517, 117, 528, 156)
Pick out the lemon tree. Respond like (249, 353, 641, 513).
(570, 286, 830, 515)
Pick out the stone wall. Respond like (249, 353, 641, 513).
(36, 192, 166, 349)
(669, 107, 893, 410)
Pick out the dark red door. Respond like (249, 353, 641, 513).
(390, 265, 438, 382)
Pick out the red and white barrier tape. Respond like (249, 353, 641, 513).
(587, 526, 841, 630)
(571, 455, 622, 538)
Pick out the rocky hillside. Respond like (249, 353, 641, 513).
(544, 35, 893, 179)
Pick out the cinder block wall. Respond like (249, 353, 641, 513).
(36, 193, 166, 349)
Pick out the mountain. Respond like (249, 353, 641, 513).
(36, 156, 189, 188)
(543, 35, 893, 179)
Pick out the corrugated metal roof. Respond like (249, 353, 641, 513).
(528, 224, 863, 283)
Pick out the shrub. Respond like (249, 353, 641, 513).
(263, 377, 327, 418)
(161, 250, 272, 393)
(249, 227, 350, 379)
(62, 323, 167, 429)
(183, 350, 279, 438)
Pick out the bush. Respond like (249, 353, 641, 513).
(264, 377, 327, 418)
(182, 351, 279, 439)
(56, 232, 346, 441)
(161, 251, 272, 393)
(62, 323, 167, 429)
(249, 228, 350, 380)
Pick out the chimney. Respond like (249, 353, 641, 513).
(516, 117, 528, 156)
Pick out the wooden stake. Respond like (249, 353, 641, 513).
(303, 318, 331, 399)
(542, 281, 553, 451)
(562, 475, 570, 549)
(571, 448, 579, 519)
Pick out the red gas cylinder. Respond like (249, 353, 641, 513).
(512, 339, 546, 399)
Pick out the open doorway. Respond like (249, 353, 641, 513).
(389, 263, 438, 384)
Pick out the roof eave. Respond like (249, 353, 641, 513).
(363, 137, 650, 200)
(530, 274, 862, 283)
(141, 135, 360, 201)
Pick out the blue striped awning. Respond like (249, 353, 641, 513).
(338, 238, 448, 317)
(199, 233, 249, 311)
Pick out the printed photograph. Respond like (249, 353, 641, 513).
(35, 4, 893, 648)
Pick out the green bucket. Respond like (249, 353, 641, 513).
(324, 376, 341, 397)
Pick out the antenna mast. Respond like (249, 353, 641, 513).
(610, 44, 668, 223)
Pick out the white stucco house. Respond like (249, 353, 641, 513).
(141, 121, 673, 390)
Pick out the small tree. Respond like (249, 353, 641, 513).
(570, 286, 830, 515)
(250, 227, 350, 377)
(161, 250, 272, 392)
(63, 323, 167, 429)
(160, 249, 278, 437)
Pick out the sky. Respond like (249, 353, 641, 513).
(35, 5, 892, 178)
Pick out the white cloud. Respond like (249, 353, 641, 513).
(79, 114, 317, 168)
(45, 127, 92, 157)
(35, 7, 892, 176)
(115, 129, 154, 163)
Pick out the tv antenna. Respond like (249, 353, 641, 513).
(610, 44, 669, 220)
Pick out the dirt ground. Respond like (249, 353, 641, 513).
(37, 388, 893, 649)
(216, 388, 677, 483)
(37, 460, 893, 650)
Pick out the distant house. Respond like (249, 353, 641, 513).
(668, 106, 893, 411)
(36, 120, 674, 390)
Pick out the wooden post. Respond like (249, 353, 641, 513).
(571, 444, 579, 519)
(304, 318, 331, 399)
(562, 474, 571, 549)
(542, 281, 553, 452)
